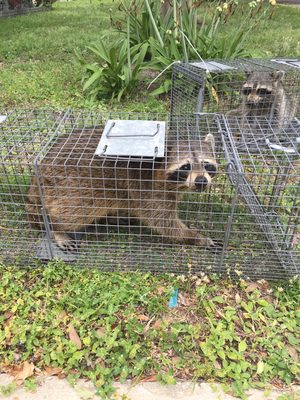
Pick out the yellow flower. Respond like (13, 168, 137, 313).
(223, 2, 229, 10)
(269, 0, 276, 5)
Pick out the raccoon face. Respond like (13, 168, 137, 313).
(242, 71, 284, 109)
(166, 134, 217, 192)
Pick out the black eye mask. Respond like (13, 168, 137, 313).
(242, 87, 252, 96)
(256, 88, 272, 96)
(204, 162, 217, 177)
(168, 164, 191, 182)
(179, 163, 191, 171)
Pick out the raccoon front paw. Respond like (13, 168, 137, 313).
(53, 232, 79, 253)
(199, 237, 222, 249)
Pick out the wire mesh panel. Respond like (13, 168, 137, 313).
(0, 110, 65, 263)
(0, 109, 298, 279)
(218, 115, 299, 279)
(26, 111, 230, 274)
(171, 59, 300, 129)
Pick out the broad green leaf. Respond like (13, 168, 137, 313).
(238, 341, 247, 353)
(83, 68, 103, 91)
(257, 361, 264, 374)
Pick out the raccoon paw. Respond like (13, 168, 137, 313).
(201, 237, 222, 249)
(53, 232, 79, 253)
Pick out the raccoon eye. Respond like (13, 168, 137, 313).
(204, 162, 217, 176)
(257, 88, 272, 96)
(179, 163, 191, 171)
(242, 86, 252, 96)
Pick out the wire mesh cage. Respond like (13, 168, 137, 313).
(171, 59, 300, 143)
(169, 58, 300, 279)
(218, 115, 299, 279)
(0, 109, 299, 279)
(0, 0, 47, 16)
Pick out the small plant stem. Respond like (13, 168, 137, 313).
(179, 9, 188, 62)
(144, 0, 164, 48)
(173, 0, 178, 37)
(127, 15, 132, 80)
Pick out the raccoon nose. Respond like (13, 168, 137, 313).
(195, 176, 208, 191)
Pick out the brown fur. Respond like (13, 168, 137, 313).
(26, 127, 217, 251)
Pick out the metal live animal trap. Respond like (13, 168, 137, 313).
(0, 105, 299, 279)
(170, 57, 300, 278)
(0, 0, 48, 17)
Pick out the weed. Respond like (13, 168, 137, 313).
(0, 262, 299, 398)
(0, 382, 17, 396)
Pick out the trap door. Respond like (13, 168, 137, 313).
(95, 120, 166, 159)
(218, 115, 300, 278)
(271, 59, 300, 69)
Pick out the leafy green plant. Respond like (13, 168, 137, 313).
(0, 382, 17, 396)
(77, 38, 148, 101)
(0, 262, 299, 399)
(111, 0, 276, 96)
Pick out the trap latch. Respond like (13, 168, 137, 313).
(95, 119, 166, 159)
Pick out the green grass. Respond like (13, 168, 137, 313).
(0, 262, 299, 399)
(0, 0, 299, 110)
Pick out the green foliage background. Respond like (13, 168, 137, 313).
(0, 0, 300, 109)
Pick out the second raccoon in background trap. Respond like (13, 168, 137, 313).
(26, 127, 218, 252)
(226, 70, 298, 134)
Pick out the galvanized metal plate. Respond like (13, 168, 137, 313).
(271, 59, 300, 68)
(190, 61, 236, 72)
(95, 120, 166, 158)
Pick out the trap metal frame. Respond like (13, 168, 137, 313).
(169, 57, 300, 278)
(0, 0, 48, 17)
(0, 109, 299, 279)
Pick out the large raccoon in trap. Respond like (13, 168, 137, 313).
(26, 127, 218, 252)
(226, 71, 298, 132)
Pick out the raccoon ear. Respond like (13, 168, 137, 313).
(204, 133, 215, 149)
(272, 70, 285, 82)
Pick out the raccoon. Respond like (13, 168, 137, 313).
(226, 71, 298, 134)
(26, 127, 218, 252)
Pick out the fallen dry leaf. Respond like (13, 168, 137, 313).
(58, 311, 68, 321)
(44, 366, 63, 377)
(157, 286, 165, 295)
(287, 345, 299, 362)
(137, 314, 150, 322)
(235, 293, 241, 304)
(4, 311, 14, 320)
(153, 319, 162, 329)
(68, 324, 82, 349)
(141, 375, 157, 382)
(13, 361, 35, 385)
(245, 282, 259, 293)
(96, 327, 106, 338)
(178, 292, 191, 306)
